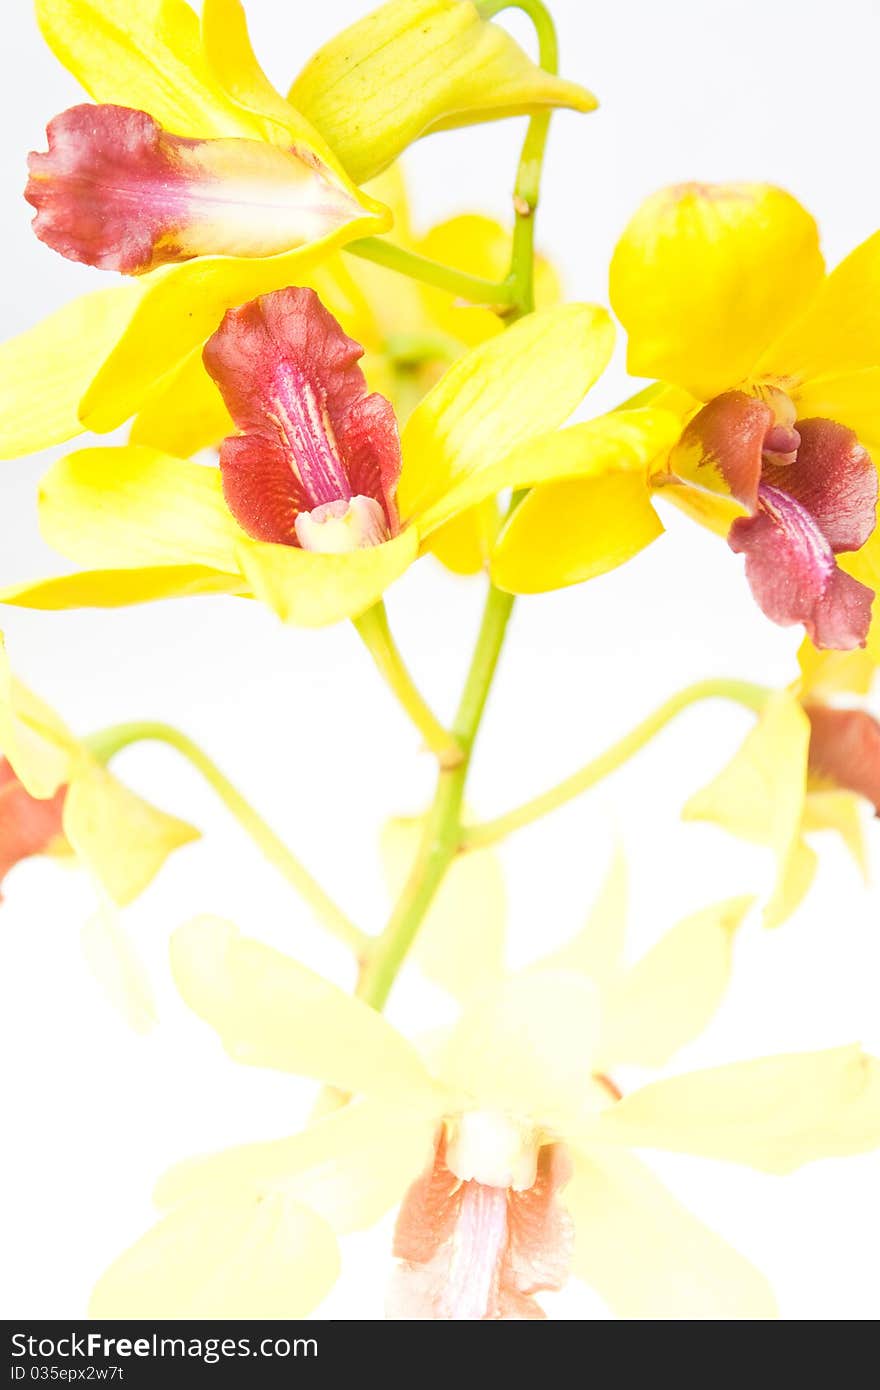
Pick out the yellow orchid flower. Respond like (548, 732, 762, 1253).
(288, 0, 597, 185)
(0, 638, 198, 907)
(0, 0, 390, 462)
(495, 183, 880, 653)
(129, 163, 564, 575)
(0, 293, 678, 629)
(89, 855, 880, 1320)
(684, 642, 880, 927)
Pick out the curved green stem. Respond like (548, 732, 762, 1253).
(345, 238, 513, 307)
(356, 586, 515, 1010)
(462, 679, 770, 849)
(86, 722, 368, 957)
(354, 602, 463, 766)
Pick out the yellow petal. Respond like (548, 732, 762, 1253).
(796, 637, 875, 698)
(489, 415, 671, 593)
(426, 503, 501, 577)
(38, 446, 245, 572)
(36, 0, 254, 139)
(156, 1099, 435, 1234)
(788, 368, 880, 454)
(565, 1150, 777, 1319)
(290, 0, 596, 184)
(0, 641, 75, 798)
(236, 529, 419, 627)
(417, 213, 562, 349)
(762, 835, 816, 930)
(64, 764, 199, 906)
(437, 969, 602, 1130)
(660, 481, 746, 538)
(590, 1045, 880, 1172)
(802, 790, 868, 879)
(838, 531, 880, 664)
(0, 284, 144, 460)
(683, 690, 809, 870)
(381, 816, 506, 1001)
(758, 229, 880, 388)
(89, 1189, 339, 1318)
(0, 566, 248, 612)
(597, 897, 753, 1070)
(422, 407, 676, 542)
(80, 906, 158, 1034)
(399, 306, 615, 528)
(537, 841, 628, 990)
(171, 916, 438, 1106)
(130, 347, 233, 456)
(84, 233, 387, 434)
(610, 182, 824, 400)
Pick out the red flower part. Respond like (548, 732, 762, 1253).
(26, 105, 362, 275)
(388, 1135, 573, 1320)
(805, 704, 880, 814)
(203, 286, 401, 551)
(0, 759, 67, 897)
(674, 392, 878, 649)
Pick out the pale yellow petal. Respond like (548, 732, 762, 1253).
(80, 906, 158, 1034)
(565, 1150, 777, 1319)
(589, 1045, 880, 1172)
(0, 641, 74, 798)
(89, 1189, 339, 1318)
(802, 790, 868, 879)
(597, 897, 753, 1070)
(64, 764, 199, 906)
(236, 530, 419, 627)
(381, 816, 506, 1001)
(398, 305, 615, 527)
(156, 1099, 435, 1234)
(762, 835, 817, 930)
(38, 446, 245, 572)
(610, 182, 824, 399)
(171, 917, 438, 1106)
(537, 841, 628, 989)
(290, 0, 596, 184)
(0, 285, 144, 460)
(437, 970, 602, 1130)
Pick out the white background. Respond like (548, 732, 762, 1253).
(2, 0, 880, 1320)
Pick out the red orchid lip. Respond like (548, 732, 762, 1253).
(672, 392, 878, 650)
(805, 704, 880, 814)
(203, 286, 402, 551)
(26, 104, 361, 275)
(0, 759, 67, 896)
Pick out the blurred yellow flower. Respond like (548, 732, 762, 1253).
(684, 643, 880, 926)
(90, 852, 880, 1319)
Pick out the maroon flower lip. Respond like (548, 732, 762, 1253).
(805, 704, 880, 814)
(203, 286, 402, 551)
(671, 391, 878, 650)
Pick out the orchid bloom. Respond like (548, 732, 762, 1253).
(685, 643, 880, 926)
(88, 850, 880, 1320)
(0, 0, 595, 464)
(1, 289, 677, 627)
(493, 184, 880, 653)
(0, 639, 198, 907)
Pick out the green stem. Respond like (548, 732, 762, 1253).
(354, 602, 463, 766)
(356, 587, 515, 1010)
(345, 238, 513, 307)
(461, 679, 769, 849)
(86, 722, 368, 957)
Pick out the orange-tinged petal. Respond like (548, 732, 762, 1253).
(565, 1150, 777, 1319)
(610, 182, 824, 400)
